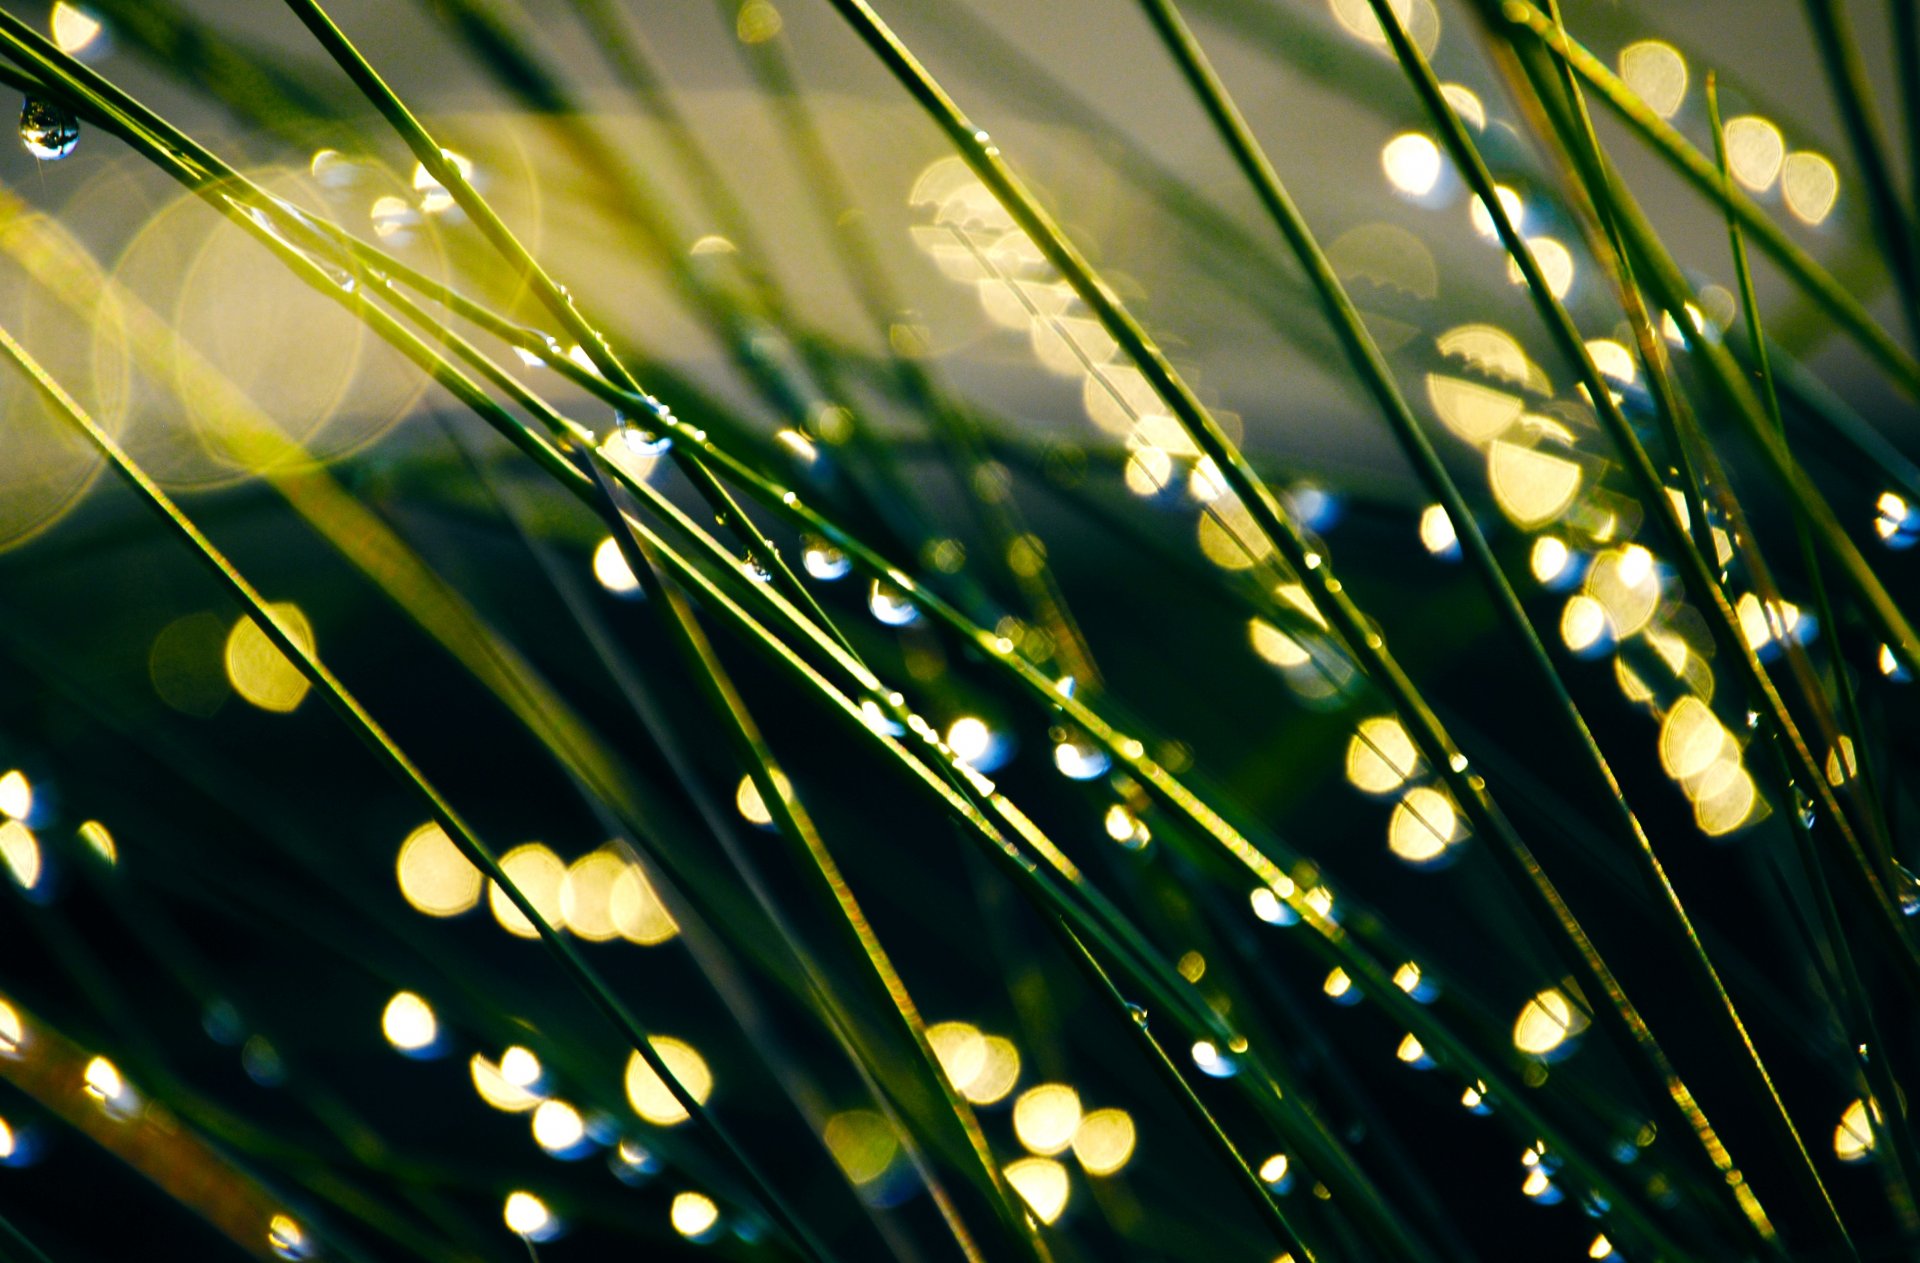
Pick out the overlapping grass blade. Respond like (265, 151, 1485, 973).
(0, 320, 838, 1263)
(1138, 1, 1855, 1250)
(1473, 2, 1920, 1014)
(1493, 0, 1920, 399)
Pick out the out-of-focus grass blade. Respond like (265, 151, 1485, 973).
(278, 0, 855, 663)
(1496, 0, 1920, 399)
(0, 320, 838, 1263)
(1477, 6, 1920, 1010)
(1706, 68, 1920, 1218)
(1141, 3, 1848, 1252)
(1799, 0, 1920, 344)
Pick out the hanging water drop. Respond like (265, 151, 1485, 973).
(742, 553, 773, 584)
(1125, 1003, 1149, 1029)
(869, 579, 919, 626)
(1190, 1039, 1237, 1078)
(612, 417, 673, 459)
(802, 535, 851, 581)
(1052, 734, 1110, 781)
(313, 258, 357, 294)
(20, 97, 80, 160)
(1895, 863, 1920, 917)
(1792, 786, 1816, 831)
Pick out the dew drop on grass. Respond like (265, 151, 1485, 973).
(1895, 863, 1920, 917)
(19, 96, 79, 160)
(869, 580, 919, 626)
(1052, 735, 1109, 781)
(1792, 786, 1816, 831)
(802, 536, 851, 581)
(613, 418, 673, 458)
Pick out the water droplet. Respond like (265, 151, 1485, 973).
(202, 999, 245, 1046)
(242, 1034, 286, 1086)
(1190, 1039, 1237, 1077)
(742, 553, 773, 583)
(1792, 786, 1817, 830)
(859, 698, 906, 736)
(1895, 863, 1920, 917)
(312, 258, 356, 293)
(1126, 1003, 1149, 1028)
(1052, 735, 1110, 781)
(369, 194, 418, 239)
(613, 419, 673, 458)
(869, 579, 919, 626)
(19, 96, 79, 160)
(802, 535, 851, 581)
(611, 1139, 659, 1185)
(236, 202, 277, 235)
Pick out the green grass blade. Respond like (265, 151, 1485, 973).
(0, 16, 1737, 1250)
(721, 6, 1105, 689)
(1058, 927, 1318, 1262)
(1707, 68, 1920, 1216)
(1357, 0, 1881, 1246)
(277, 0, 856, 663)
(591, 462, 1042, 1263)
(822, 0, 1800, 1244)
(1498, 14, 1882, 882)
(1496, 0, 1920, 399)
(1704, 71, 1894, 859)
(1486, 23, 1920, 1002)
(574, 461, 1434, 1260)
(0, 321, 837, 1263)
(1800, 0, 1920, 344)
(1142, 1, 1856, 1248)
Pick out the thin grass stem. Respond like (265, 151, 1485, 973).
(277, 0, 855, 663)
(1143, 2, 1851, 1249)
(0, 322, 837, 1263)
(1707, 69, 1920, 1217)
(1799, 0, 1920, 346)
(1495, 0, 1920, 399)
(591, 462, 1038, 1263)
(1478, 13, 1920, 1008)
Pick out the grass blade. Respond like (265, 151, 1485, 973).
(1140, 0, 1859, 1249)
(0, 320, 837, 1263)
(591, 461, 1041, 1263)
(1493, 0, 1920, 397)
(277, 0, 857, 663)
(1706, 66, 1920, 1218)
(1800, 0, 1920, 344)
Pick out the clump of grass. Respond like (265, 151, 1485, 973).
(0, 1, 1915, 1260)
